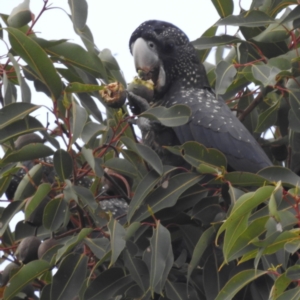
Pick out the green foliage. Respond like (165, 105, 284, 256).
(1, 0, 300, 299)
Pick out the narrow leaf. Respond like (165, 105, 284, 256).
(84, 268, 132, 300)
(140, 104, 191, 127)
(0, 201, 24, 236)
(53, 149, 73, 181)
(9, 54, 31, 102)
(215, 61, 237, 95)
(4, 260, 50, 300)
(215, 269, 268, 300)
(7, 27, 62, 99)
(211, 0, 233, 18)
(149, 222, 173, 295)
(51, 253, 88, 300)
(0, 103, 40, 130)
(71, 99, 88, 145)
(68, 0, 88, 29)
(131, 173, 202, 222)
(121, 137, 163, 175)
(188, 226, 215, 280)
(108, 217, 126, 267)
(43, 198, 68, 231)
(216, 11, 275, 27)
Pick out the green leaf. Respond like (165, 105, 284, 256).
(216, 269, 268, 300)
(217, 186, 275, 240)
(0, 201, 24, 236)
(192, 35, 242, 50)
(253, 23, 290, 43)
(165, 280, 196, 300)
(121, 137, 163, 175)
(81, 122, 106, 144)
(63, 179, 78, 203)
(288, 88, 300, 123)
(0, 175, 13, 198)
(211, 0, 233, 18)
(271, 273, 291, 299)
(74, 23, 95, 53)
(286, 265, 300, 280)
(108, 217, 126, 267)
(3, 71, 17, 105)
(7, 27, 62, 99)
(24, 183, 51, 221)
(71, 99, 88, 145)
(149, 221, 173, 295)
(140, 104, 191, 127)
(280, 5, 300, 24)
(73, 185, 98, 211)
(3, 260, 50, 300)
(215, 61, 237, 95)
(104, 158, 136, 179)
(99, 49, 126, 86)
(127, 169, 163, 222)
(51, 253, 88, 300)
(84, 237, 110, 260)
(14, 163, 44, 200)
(0, 103, 40, 130)
(81, 147, 104, 177)
(68, 0, 88, 29)
(276, 287, 300, 300)
(1, 144, 54, 164)
(56, 228, 92, 263)
(46, 42, 107, 81)
(53, 149, 73, 181)
(285, 239, 300, 254)
(131, 173, 202, 222)
(43, 197, 68, 231)
(187, 226, 215, 281)
(258, 166, 300, 187)
(180, 141, 227, 171)
(84, 268, 132, 300)
(123, 250, 149, 292)
(216, 11, 275, 27)
(223, 172, 271, 187)
(8, 54, 31, 102)
(263, 231, 300, 255)
(251, 64, 280, 87)
(0, 116, 45, 144)
(223, 212, 250, 263)
(194, 25, 218, 62)
(31, 37, 69, 49)
(225, 216, 269, 262)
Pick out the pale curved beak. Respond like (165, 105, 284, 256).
(131, 37, 166, 91)
(131, 37, 159, 72)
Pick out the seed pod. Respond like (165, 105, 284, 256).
(16, 236, 41, 264)
(271, 144, 288, 162)
(38, 238, 58, 259)
(0, 262, 20, 287)
(14, 133, 43, 150)
(100, 82, 126, 108)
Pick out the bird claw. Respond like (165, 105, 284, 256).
(127, 91, 150, 114)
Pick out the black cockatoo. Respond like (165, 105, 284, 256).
(128, 20, 272, 173)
